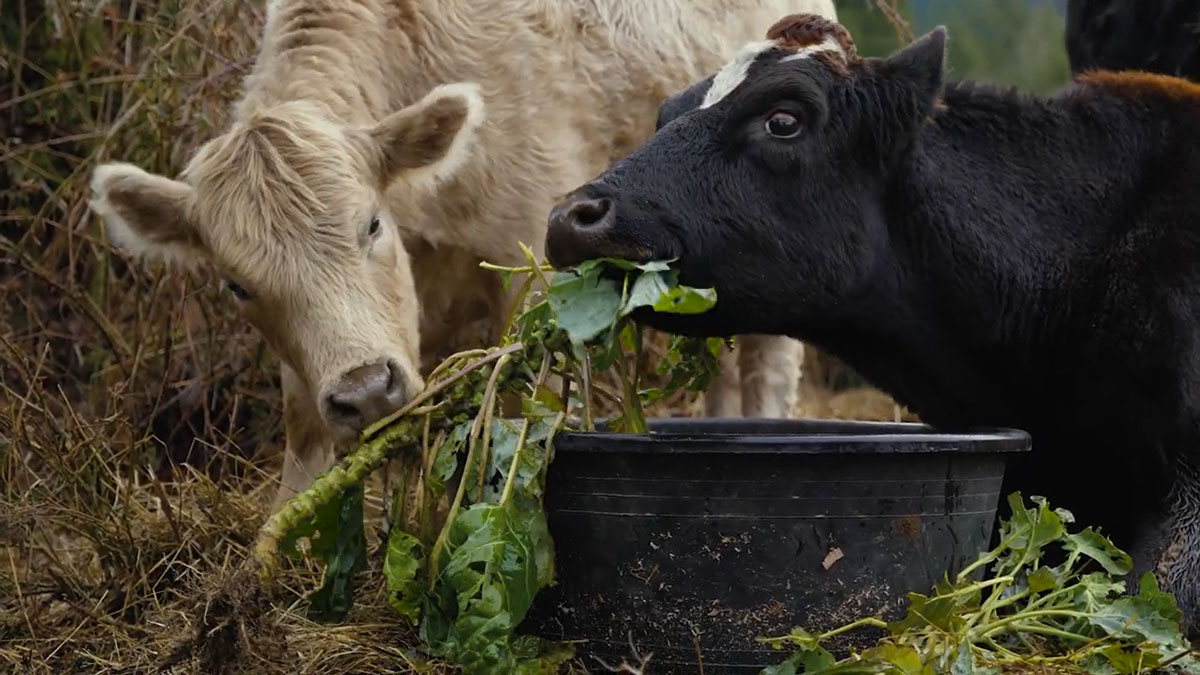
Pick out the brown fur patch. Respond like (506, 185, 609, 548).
(765, 13, 856, 60)
(1078, 69, 1200, 103)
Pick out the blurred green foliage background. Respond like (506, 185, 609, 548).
(835, 0, 1072, 93)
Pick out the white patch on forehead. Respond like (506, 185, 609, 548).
(700, 40, 778, 109)
(700, 36, 847, 109)
(779, 35, 846, 63)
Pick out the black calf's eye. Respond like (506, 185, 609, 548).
(368, 216, 382, 238)
(765, 111, 801, 139)
(225, 280, 250, 302)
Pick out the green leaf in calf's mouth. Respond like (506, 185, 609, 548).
(548, 256, 717, 345)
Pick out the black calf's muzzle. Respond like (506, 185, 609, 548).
(547, 185, 628, 269)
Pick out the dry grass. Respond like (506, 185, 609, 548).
(0, 1, 909, 672)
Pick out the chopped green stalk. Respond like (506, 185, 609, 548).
(253, 421, 418, 581)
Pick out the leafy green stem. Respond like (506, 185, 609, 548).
(498, 418, 532, 506)
(427, 353, 513, 588)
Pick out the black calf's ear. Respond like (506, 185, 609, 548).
(656, 75, 715, 131)
(884, 26, 947, 106)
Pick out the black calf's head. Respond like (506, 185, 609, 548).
(545, 14, 947, 337)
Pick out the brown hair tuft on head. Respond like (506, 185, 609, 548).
(765, 13, 857, 60)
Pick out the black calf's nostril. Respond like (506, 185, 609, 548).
(546, 190, 619, 269)
(571, 198, 612, 228)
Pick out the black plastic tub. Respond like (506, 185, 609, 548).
(520, 418, 1031, 673)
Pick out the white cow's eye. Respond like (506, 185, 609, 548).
(765, 111, 801, 139)
(368, 216, 382, 238)
(225, 280, 251, 301)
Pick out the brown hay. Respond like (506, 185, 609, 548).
(0, 0, 908, 672)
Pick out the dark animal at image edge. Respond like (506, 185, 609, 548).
(545, 13, 1200, 635)
(1065, 0, 1200, 81)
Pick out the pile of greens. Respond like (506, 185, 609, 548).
(248, 246, 722, 673)
(761, 494, 1200, 674)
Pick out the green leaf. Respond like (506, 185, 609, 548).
(307, 484, 368, 622)
(653, 335, 724, 395)
(1098, 643, 1160, 674)
(652, 284, 718, 314)
(947, 643, 974, 675)
(515, 299, 552, 345)
(871, 643, 927, 674)
(423, 498, 557, 674)
(888, 590, 963, 633)
(527, 386, 563, 414)
(1026, 566, 1058, 594)
(632, 259, 674, 272)
(547, 269, 623, 344)
(759, 627, 823, 652)
(1064, 528, 1133, 576)
(760, 646, 837, 674)
(483, 418, 556, 503)
(428, 422, 470, 495)
(1087, 596, 1187, 647)
(621, 270, 672, 314)
(1072, 572, 1127, 613)
(384, 528, 426, 625)
(510, 635, 576, 673)
(995, 493, 1066, 572)
(1136, 572, 1184, 626)
(572, 257, 673, 273)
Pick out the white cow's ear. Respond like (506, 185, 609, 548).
(366, 82, 486, 189)
(89, 162, 206, 269)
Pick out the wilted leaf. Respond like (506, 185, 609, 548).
(428, 423, 470, 495)
(307, 484, 367, 622)
(527, 386, 563, 414)
(422, 497, 557, 674)
(484, 418, 556, 502)
(279, 483, 342, 560)
(385, 528, 426, 625)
